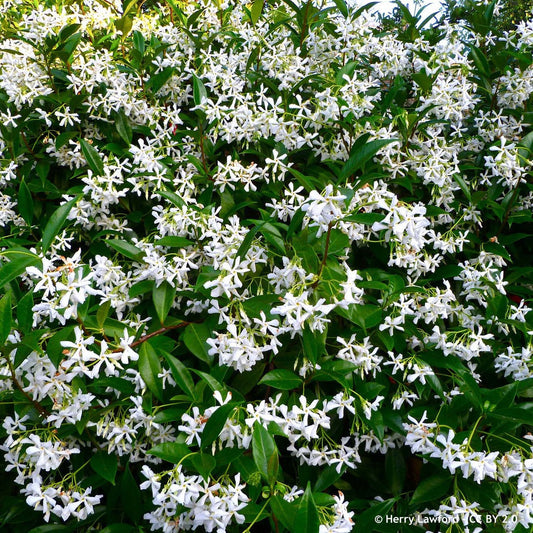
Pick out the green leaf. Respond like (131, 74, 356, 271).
(301, 326, 320, 364)
(0, 250, 41, 289)
(340, 138, 397, 180)
(120, 465, 142, 523)
(80, 138, 104, 176)
(354, 499, 396, 533)
(270, 496, 296, 531)
(27, 527, 70, 533)
(96, 300, 112, 329)
(147, 67, 174, 94)
(138, 342, 163, 400)
(133, 30, 145, 55)
(336, 304, 382, 330)
(259, 369, 302, 390)
(250, 0, 264, 24)
(158, 189, 186, 207)
(410, 474, 452, 505)
(152, 281, 176, 324)
(115, 111, 132, 145)
(0, 292, 12, 345)
(155, 236, 194, 248)
(128, 279, 154, 298)
(314, 465, 343, 492)
(182, 323, 212, 364)
(164, 352, 196, 399)
(294, 484, 319, 533)
(18, 178, 33, 224)
(187, 452, 216, 480)
(252, 423, 279, 485)
(193, 74, 207, 106)
(41, 196, 78, 253)
(343, 212, 385, 224)
(47, 325, 75, 368)
(148, 441, 190, 463)
(17, 291, 33, 334)
(106, 239, 144, 260)
(59, 23, 81, 42)
(236, 221, 266, 259)
(201, 401, 239, 450)
(90, 452, 118, 485)
(332, 0, 348, 17)
(452, 173, 472, 202)
(385, 448, 406, 496)
(192, 369, 224, 392)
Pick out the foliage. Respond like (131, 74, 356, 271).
(0, 0, 532, 532)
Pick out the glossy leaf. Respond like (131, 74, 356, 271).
(138, 342, 163, 400)
(252, 423, 279, 485)
(41, 196, 79, 253)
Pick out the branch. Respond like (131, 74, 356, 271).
(112, 322, 191, 353)
(5, 354, 49, 417)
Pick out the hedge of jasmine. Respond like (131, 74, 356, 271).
(0, 0, 532, 531)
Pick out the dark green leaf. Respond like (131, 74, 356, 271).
(133, 30, 145, 55)
(18, 178, 33, 224)
(411, 474, 452, 505)
(340, 139, 397, 180)
(148, 441, 190, 463)
(16, 291, 33, 334)
(294, 484, 319, 533)
(152, 281, 176, 324)
(90, 452, 118, 485)
(0, 292, 12, 345)
(80, 138, 104, 176)
(270, 496, 296, 531)
(187, 452, 216, 480)
(182, 323, 212, 364)
(164, 352, 196, 399)
(259, 369, 302, 390)
(47, 325, 75, 368)
(252, 423, 279, 485)
(106, 239, 144, 260)
(202, 401, 239, 450)
(147, 67, 174, 94)
(155, 236, 194, 248)
(41, 196, 79, 253)
(138, 342, 163, 400)
(115, 111, 132, 145)
(193, 74, 207, 106)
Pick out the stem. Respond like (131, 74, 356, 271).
(272, 512, 280, 533)
(112, 322, 190, 353)
(242, 497, 271, 533)
(466, 415, 484, 450)
(299, 0, 313, 51)
(5, 354, 49, 417)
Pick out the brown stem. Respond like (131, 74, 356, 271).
(299, 0, 312, 51)
(6, 355, 49, 417)
(272, 512, 280, 533)
(112, 322, 190, 353)
(20, 132, 35, 156)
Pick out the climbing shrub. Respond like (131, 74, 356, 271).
(0, 0, 532, 532)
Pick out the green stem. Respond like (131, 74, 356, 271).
(242, 497, 271, 533)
